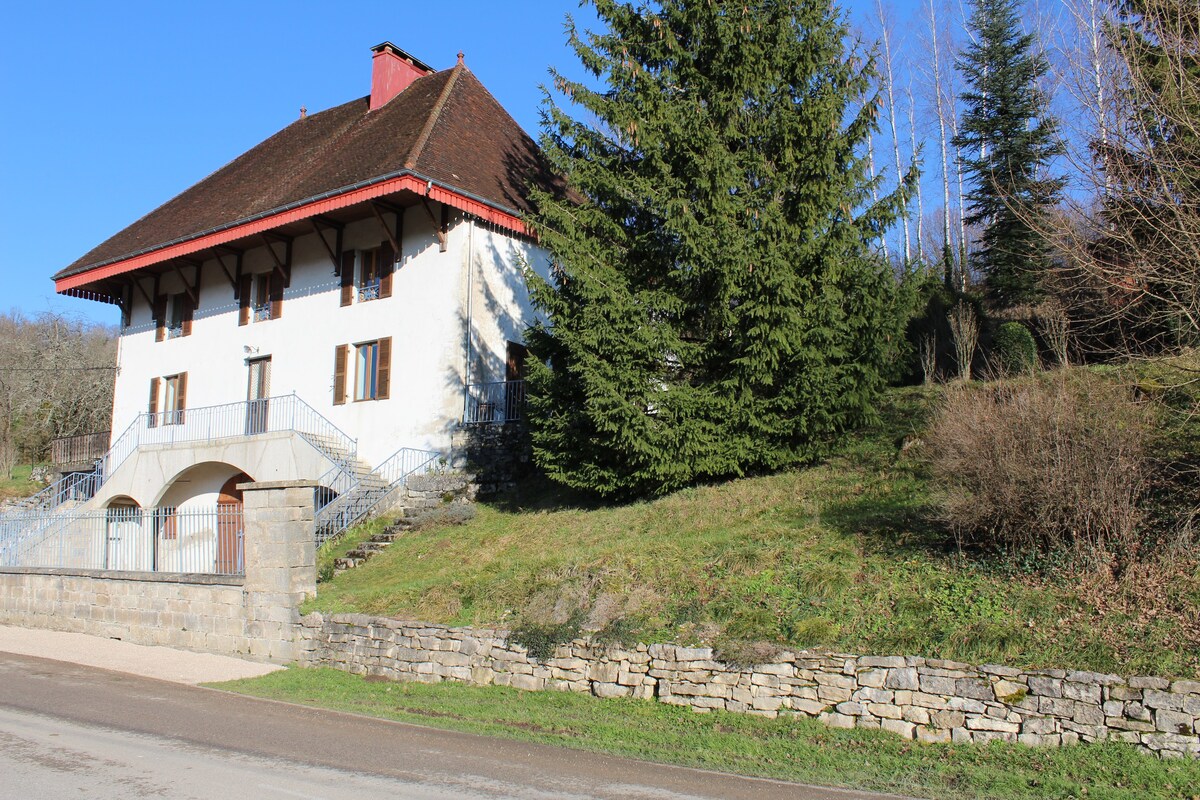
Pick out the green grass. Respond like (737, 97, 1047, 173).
(307, 384, 1200, 679)
(213, 667, 1200, 800)
(0, 464, 42, 502)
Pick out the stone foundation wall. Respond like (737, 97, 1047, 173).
(302, 613, 1200, 759)
(450, 422, 531, 496)
(0, 480, 317, 663)
(0, 569, 285, 657)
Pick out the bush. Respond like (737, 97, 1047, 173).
(991, 322, 1038, 374)
(926, 374, 1151, 571)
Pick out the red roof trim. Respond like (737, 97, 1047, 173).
(54, 173, 529, 293)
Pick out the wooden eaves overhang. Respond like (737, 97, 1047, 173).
(55, 170, 530, 305)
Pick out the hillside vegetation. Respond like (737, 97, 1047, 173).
(310, 365, 1200, 679)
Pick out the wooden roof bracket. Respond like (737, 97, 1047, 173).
(212, 246, 242, 293)
(260, 233, 293, 287)
(420, 197, 448, 252)
(370, 202, 401, 257)
(171, 260, 200, 306)
(311, 217, 344, 275)
(130, 275, 155, 309)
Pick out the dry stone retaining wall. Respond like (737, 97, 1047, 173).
(302, 613, 1200, 759)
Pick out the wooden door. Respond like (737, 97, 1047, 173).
(215, 473, 249, 574)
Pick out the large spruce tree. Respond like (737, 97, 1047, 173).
(523, 0, 911, 498)
(954, 0, 1064, 307)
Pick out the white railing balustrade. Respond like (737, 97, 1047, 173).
(462, 380, 525, 424)
(3, 394, 359, 521)
(0, 506, 245, 577)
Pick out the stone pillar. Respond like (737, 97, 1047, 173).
(238, 479, 317, 662)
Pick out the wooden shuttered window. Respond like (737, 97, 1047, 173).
(154, 296, 167, 342)
(340, 251, 355, 306)
(379, 240, 394, 299)
(238, 275, 252, 326)
(333, 345, 348, 405)
(181, 294, 194, 336)
(176, 371, 188, 418)
(377, 337, 392, 400)
(147, 377, 160, 427)
(269, 271, 284, 319)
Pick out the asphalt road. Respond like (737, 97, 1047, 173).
(0, 652, 915, 800)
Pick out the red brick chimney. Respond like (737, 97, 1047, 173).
(370, 42, 434, 111)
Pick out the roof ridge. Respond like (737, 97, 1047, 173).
(403, 65, 463, 170)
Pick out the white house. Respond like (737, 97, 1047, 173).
(22, 43, 559, 571)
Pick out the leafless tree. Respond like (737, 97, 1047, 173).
(923, 0, 959, 286)
(1049, 0, 1200, 351)
(876, 0, 912, 263)
(948, 301, 979, 381)
(0, 312, 116, 477)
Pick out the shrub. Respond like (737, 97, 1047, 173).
(992, 322, 1038, 374)
(508, 612, 584, 661)
(926, 374, 1151, 571)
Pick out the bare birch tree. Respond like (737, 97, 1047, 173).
(877, 0, 912, 263)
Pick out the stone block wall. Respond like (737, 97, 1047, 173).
(0, 480, 317, 663)
(302, 613, 1200, 759)
(0, 570, 253, 653)
(449, 422, 531, 496)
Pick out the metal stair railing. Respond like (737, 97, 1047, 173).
(315, 447, 441, 547)
(1, 394, 359, 523)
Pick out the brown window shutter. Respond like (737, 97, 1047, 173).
(269, 271, 284, 319)
(340, 252, 355, 306)
(379, 240, 394, 298)
(376, 337, 391, 400)
(177, 371, 188, 423)
(333, 345, 347, 405)
(182, 295, 194, 336)
(154, 297, 166, 342)
(238, 276, 252, 326)
(148, 377, 160, 427)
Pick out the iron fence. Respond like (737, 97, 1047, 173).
(462, 380, 525, 424)
(0, 506, 245, 577)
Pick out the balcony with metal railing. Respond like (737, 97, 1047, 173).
(49, 431, 111, 471)
(4, 394, 360, 518)
(462, 380, 525, 425)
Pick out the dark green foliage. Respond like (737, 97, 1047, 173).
(508, 613, 584, 661)
(525, 0, 912, 498)
(953, 0, 1065, 307)
(992, 322, 1038, 374)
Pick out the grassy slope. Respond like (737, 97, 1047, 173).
(0, 465, 40, 502)
(308, 383, 1200, 679)
(213, 667, 1200, 800)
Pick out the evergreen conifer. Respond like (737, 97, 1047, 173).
(523, 0, 912, 497)
(954, 0, 1065, 307)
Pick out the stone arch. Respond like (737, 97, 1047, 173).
(104, 495, 141, 511)
(153, 462, 255, 510)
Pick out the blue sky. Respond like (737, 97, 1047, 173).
(0, 0, 925, 327)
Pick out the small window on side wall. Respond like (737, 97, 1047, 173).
(334, 337, 390, 403)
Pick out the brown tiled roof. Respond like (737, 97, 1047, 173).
(56, 66, 555, 280)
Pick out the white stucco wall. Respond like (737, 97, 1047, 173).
(109, 203, 550, 473)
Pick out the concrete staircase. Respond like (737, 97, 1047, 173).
(332, 512, 416, 574)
